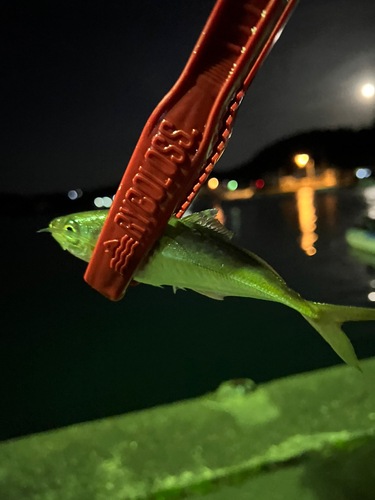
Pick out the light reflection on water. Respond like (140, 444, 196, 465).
(193, 187, 373, 306)
(212, 202, 226, 226)
(362, 185, 375, 219)
(295, 186, 318, 256)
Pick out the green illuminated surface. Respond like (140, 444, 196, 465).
(1, 358, 375, 500)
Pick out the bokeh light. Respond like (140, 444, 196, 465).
(255, 179, 265, 189)
(227, 180, 238, 191)
(94, 197, 103, 208)
(94, 196, 112, 208)
(102, 196, 112, 208)
(356, 168, 371, 179)
(67, 188, 83, 200)
(68, 190, 78, 200)
(208, 177, 219, 189)
(294, 154, 310, 168)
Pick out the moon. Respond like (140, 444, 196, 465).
(361, 83, 375, 98)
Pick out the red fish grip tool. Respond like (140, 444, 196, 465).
(84, 0, 299, 300)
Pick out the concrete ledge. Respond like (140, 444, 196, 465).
(1, 358, 375, 500)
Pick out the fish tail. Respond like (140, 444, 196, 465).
(302, 302, 375, 370)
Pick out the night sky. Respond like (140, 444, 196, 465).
(3, 0, 375, 195)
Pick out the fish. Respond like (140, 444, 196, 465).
(41, 208, 375, 369)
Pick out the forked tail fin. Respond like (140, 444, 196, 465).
(303, 302, 375, 370)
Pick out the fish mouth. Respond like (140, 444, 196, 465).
(38, 226, 69, 250)
(38, 225, 93, 254)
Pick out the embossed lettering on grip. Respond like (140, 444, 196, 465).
(104, 119, 200, 274)
(104, 235, 139, 274)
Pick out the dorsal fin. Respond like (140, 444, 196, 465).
(181, 210, 233, 240)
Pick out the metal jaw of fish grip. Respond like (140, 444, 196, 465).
(84, 0, 299, 301)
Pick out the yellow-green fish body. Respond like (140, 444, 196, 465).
(45, 209, 375, 368)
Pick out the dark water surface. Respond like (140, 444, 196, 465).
(1, 187, 375, 440)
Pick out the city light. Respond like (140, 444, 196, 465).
(94, 196, 113, 208)
(363, 186, 375, 202)
(255, 179, 265, 189)
(356, 168, 371, 179)
(227, 180, 238, 191)
(361, 83, 375, 99)
(294, 154, 310, 168)
(68, 190, 78, 200)
(368, 291, 375, 302)
(102, 196, 112, 208)
(67, 188, 83, 200)
(208, 177, 219, 189)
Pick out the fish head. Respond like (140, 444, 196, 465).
(43, 214, 94, 262)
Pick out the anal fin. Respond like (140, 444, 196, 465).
(193, 290, 225, 301)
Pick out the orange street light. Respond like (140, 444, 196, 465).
(207, 177, 219, 189)
(294, 153, 310, 168)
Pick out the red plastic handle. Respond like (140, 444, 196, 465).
(84, 0, 299, 301)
